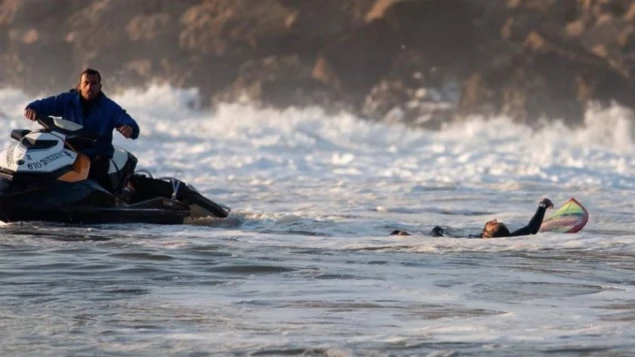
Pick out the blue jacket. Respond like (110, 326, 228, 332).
(25, 90, 140, 158)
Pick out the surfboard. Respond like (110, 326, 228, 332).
(538, 198, 589, 233)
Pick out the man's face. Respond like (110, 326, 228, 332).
(482, 219, 499, 238)
(79, 73, 101, 100)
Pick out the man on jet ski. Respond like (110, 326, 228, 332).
(391, 197, 554, 238)
(23, 68, 140, 192)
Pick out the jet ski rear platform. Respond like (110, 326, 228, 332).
(0, 177, 230, 225)
(0, 199, 191, 225)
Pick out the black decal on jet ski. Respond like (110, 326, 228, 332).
(27, 162, 43, 170)
(39, 152, 66, 166)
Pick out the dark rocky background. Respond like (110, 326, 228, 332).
(2, 0, 635, 127)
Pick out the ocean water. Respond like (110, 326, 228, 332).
(1, 86, 635, 356)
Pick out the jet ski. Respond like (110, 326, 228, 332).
(0, 116, 230, 224)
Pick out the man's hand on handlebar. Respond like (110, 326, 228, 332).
(24, 108, 37, 121)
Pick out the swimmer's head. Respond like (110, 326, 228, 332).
(481, 219, 510, 238)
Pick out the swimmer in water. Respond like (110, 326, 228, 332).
(391, 198, 554, 238)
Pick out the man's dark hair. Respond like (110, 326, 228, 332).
(79, 68, 102, 84)
(490, 223, 511, 238)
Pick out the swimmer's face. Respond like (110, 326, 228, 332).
(482, 219, 500, 238)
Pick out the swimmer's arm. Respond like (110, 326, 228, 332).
(509, 202, 549, 237)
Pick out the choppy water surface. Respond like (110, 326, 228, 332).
(1, 87, 635, 356)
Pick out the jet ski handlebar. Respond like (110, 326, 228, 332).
(36, 116, 63, 131)
(35, 116, 98, 142)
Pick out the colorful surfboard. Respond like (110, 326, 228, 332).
(539, 198, 589, 233)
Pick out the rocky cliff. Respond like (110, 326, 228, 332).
(2, 0, 635, 127)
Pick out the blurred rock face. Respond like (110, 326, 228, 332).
(1, 0, 634, 127)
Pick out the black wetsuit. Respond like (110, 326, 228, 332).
(430, 202, 550, 238)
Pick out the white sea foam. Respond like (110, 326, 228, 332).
(1, 86, 635, 355)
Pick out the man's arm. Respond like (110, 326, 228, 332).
(114, 109, 140, 139)
(25, 93, 67, 118)
(510, 198, 553, 237)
